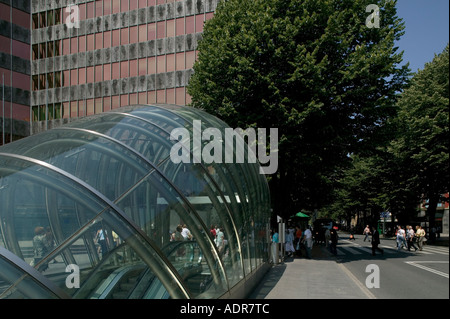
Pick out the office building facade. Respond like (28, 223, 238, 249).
(1, 0, 218, 139)
(0, 0, 31, 145)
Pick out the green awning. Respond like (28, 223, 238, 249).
(291, 212, 310, 218)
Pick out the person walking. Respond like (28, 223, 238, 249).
(371, 226, 384, 256)
(32, 226, 49, 271)
(172, 225, 184, 241)
(329, 227, 338, 256)
(363, 225, 371, 242)
(396, 226, 407, 250)
(181, 224, 193, 240)
(95, 227, 109, 258)
(271, 229, 279, 263)
(406, 225, 418, 252)
(302, 226, 313, 259)
(324, 228, 331, 248)
(285, 228, 295, 257)
(416, 226, 426, 251)
(294, 226, 303, 257)
(216, 227, 225, 254)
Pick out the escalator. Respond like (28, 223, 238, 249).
(74, 240, 214, 299)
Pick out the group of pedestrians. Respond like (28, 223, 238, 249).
(396, 225, 426, 251)
(272, 226, 314, 260)
(362, 224, 428, 255)
(171, 224, 193, 241)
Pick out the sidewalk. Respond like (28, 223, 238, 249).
(249, 244, 375, 299)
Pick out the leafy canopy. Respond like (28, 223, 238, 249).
(188, 0, 409, 216)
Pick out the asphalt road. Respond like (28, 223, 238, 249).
(332, 235, 449, 299)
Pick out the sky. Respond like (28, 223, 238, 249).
(395, 0, 449, 73)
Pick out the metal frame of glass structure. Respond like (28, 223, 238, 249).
(0, 104, 271, 299)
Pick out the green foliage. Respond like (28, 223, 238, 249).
(386, 44, 449, 224)
(328, 44, 449, 226)
(188, 0, 409, 217)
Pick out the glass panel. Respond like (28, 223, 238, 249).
(130, 60, 138, 77)
(0, 129, 152, 202)
(104, 64, 111, 81)
(0, 154, 109, 270)
(139, 25, 147, 43)
(112, 30, 120, 47)
(104, 31, 111, 48)
(121, 28, 129, 45)
(130, 26, 138, 44)
(148, 23, 156, 40)
(0, 254, 58, 299)
(114, 167, 228, 298)
(79, 36, 86, 52)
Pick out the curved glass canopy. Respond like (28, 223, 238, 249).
(0, 105, 271, 299)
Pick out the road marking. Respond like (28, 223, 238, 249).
(405, 261, 449, 279)
(379, 245, 432, 254)
(336, 263, 376, 299)
(339, 246, 363, 255)
(339, 240, 448, 256)
(421, 247, 449, 255)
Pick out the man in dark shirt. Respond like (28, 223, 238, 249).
(330, 228, 338, 255)
(371, 226, 384, 256)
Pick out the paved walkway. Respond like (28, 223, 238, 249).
(249, 244, 375, 299)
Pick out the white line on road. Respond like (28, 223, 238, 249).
(337, 263, 377, 299)
(405, 261, 449, 279)
(420, 247, 449, 255)
(339, 246, 363, 255)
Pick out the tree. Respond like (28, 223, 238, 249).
(188, 0, 409, 218)
(387, 44, 449, 230)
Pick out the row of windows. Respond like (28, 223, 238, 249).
(32, 0, 208, 30)
(32, 15, 210, 59)
(32, 52, 197, 90)
(32, 89, 191, 121)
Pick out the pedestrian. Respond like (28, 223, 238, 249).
(32, 226, 49, 271)
(302, 226, 313, 259)
(271, 229, 279, 263)
(406, 225, 418, 252)
(181, 224, 193, 240)
(294, 226, 303, 257)
(285, 228, 295, 257)
(216, 227, 225, 254)
(349, 229, 356, 240)
(371, 226, 384, 256)
(324, 228, 331, 248)
(416, 225, 426, 251)
(363, 225, 370, 242)
(172, 225, 184, 241)
(396, 225, 407, 250)
(330, 227, 338, 256)
(95, 226, 109, 258)
(209, 224, 217, 241)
